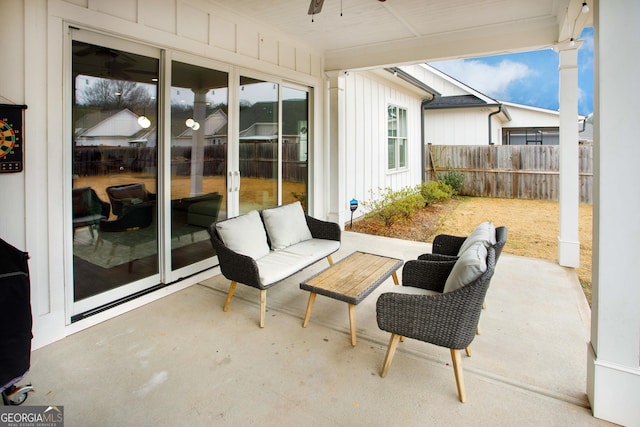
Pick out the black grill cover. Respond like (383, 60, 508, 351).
(0, 238, 32, 392)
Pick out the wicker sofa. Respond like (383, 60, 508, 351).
(208, 202, 341, 327)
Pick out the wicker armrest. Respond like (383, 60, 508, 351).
(417, 253, 458, 262)
(305, 215, 341, 241)
(432, 234, 466, 256)
(401, 259, 455, 293)
(208, 226, 262, 288)
(376, 291, 479, 350)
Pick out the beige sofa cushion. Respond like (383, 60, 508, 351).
(262, 202, 312, 250)
(215, 210, 270, 260)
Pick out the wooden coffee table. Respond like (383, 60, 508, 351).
(300, 251, 403, 346)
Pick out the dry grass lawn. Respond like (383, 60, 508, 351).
(351, 197, 593, 305)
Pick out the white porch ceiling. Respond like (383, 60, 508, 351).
(208, 0, 592, 71)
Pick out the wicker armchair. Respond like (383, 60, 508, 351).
(376, 246, 496, 403)
(72, 187, 110, 238)
(425, 225, 508, 347)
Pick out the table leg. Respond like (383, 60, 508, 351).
(348, 304, 357, 346)
(392, 271, 399, 285)
(302, 292, 317, 327)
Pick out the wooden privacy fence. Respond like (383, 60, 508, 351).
(74, 143, 307, 183)
(426, 144, 593, 204)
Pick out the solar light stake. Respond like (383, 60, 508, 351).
(349, 198, 358, 229)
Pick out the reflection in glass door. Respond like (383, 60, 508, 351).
(71, 38, 159, 314)
(236, 78, 309, 214)
(282, 87, 309, 210)
(170, 61, 228, 270)
(238, 76, 279, 213)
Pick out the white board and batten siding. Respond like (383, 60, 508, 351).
(17, 0, 328, 349)
(425, 109, 495, 146)
(344, 71, 423, 219)
(56, 0, 324, 80)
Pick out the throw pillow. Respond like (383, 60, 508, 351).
(444, 241, 488, 293)
(215, 210, 270, 260)
(457, 221, 496, 256)
(262, 201, 313, 250)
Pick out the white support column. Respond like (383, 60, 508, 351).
(325, 71, 347, 227)
(189, 89, 208, 196)
(557, 44, 581, 268)
(587, 1, 640, 425)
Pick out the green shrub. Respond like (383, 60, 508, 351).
(439, 168, 465, 194)
(362, 186, 424, 226)
(419, 180, 454, 205)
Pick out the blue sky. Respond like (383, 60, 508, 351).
(430, 27, 594, 116)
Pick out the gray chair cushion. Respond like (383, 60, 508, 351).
(457, 221, 496, 256)
(445, 241, 488, 293)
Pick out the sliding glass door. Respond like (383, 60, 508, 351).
(238, 76, 279, 213)
(71, 32, 161, 317)
(169, 61, 228, 270)
(236, 77, 309, 213)
(68, 30, 311, 319)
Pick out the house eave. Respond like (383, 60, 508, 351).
(384, 67, 440, 99)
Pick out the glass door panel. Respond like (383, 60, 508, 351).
(238, 76, 278, 214)
(170, 61, 228, 270)
(71, 39, 159, 308)
(281, 87, 309, 210)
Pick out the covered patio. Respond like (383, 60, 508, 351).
(23, 232, 608, 425)
(3, 0, 639, 424)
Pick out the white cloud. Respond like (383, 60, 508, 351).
(431, 59, 532, 99)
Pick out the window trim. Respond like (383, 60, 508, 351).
(386, 103, 408, 172)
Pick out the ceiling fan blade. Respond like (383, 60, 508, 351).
(308, 0, 324, 15)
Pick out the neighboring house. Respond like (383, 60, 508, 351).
(75, 108, 156, 147)
(406, 64, 569, 146)
(238, 122, 278, 143)
(499, 102, 560, 145)
(173, 109, 228, 146)
(397, 64, 595, 147)
(579, 113, 594, 144)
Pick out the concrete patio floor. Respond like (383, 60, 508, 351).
(22, 231, 614, 426)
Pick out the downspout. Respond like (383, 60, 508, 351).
(421, 98, 430, 182)
(487, 104, 502, 145)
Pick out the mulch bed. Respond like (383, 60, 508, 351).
(349, 199, 462, 243)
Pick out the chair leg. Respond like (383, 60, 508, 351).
(223, 281, 237, 312)
(327, 255, 334, 265)
(259, 289, 267, 328)
(450, 349, 466, 403)
(380, 333, 402, 377)
(465, 346, 472, 357)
